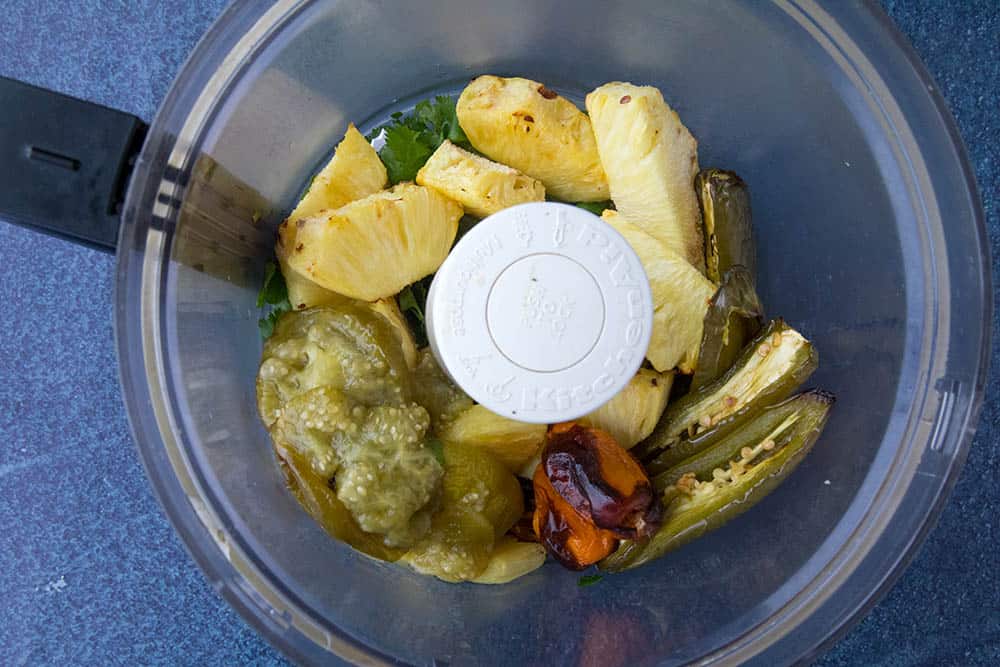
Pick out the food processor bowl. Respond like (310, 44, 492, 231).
(115, 1, 990, 664)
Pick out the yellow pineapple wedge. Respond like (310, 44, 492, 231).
(288, 123, 387, 221)
(416, 140, 545, 218)
(439, 404, 547, 473)
(471, 537, 547, 584)
(579, 368, 673, 449)
(279, 236, 348, 311)
(282, 259, 349, 310)
(650, 307, 699, 375)
(278, 207, 350, 312)
(517, 454, 541, 480)
(277, 123, 388, 307)
(603, 211, 716, 373)
(586, 83, 705, 271)
(456, 75, 609, 202)
(286, 183, 462, 301)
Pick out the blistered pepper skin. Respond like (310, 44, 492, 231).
(533, 424, 664, 569)
(652, 390, 832, 492)
(545, 423, 661, 539)
(533, 465, 617, 570)
(601, 390, 834, 572)
(696, 168, 756, 285)
(636, 319, 818, 473)
(690, 266, 764, 391)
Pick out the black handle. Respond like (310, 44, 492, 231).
(0, 77, 148, 252)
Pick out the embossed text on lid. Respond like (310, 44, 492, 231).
(426, 203, 653, 424)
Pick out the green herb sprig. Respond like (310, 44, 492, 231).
(574, 201, 614, 216)
(397, 276, 433, 347)
(257, 260, 292, 338)
(368, 96, 471, 184)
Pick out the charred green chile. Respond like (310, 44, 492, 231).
(697, 169, 756, 285)
(635, 320, 818, 474)
(274, 439, 405, 562)
(258, 306, 445, 552)
(652, 390, 834, 492)
(600, 389, 834, 571)
(690, 266, 764, 390)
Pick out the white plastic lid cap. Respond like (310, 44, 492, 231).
(426, 202, 653, 424)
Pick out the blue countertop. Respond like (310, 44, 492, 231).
(0, 1, 996, 665)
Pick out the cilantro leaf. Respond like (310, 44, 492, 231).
(257, 260, 292, 339)
(578, 574, 604, 587)
(380, 125, 434, 184)
(258, 306, 289, 339)
(372, 95, 471, 184)
(415, 95, 469, 148)
(575, 201, 614, 216)
(398, 278, 432, 347)
(257, 260, 288, 307)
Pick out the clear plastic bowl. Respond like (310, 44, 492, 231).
(115, 1, 990, 664)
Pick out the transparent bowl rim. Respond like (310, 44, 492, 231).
(113, 1, 992, 664)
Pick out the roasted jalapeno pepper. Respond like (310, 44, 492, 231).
(696, 169, 756, 285)
(273, 439, 405, 562)
(652, 390, 834, 492)
(635, 319, 818, 473)
(690, 266, 764, 390)
(601, 389, 834, 571)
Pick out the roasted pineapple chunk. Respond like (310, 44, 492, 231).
(580, 368, 673, 449)
(278, 242, 343, 313)
(439, 404, 547, 473)
(278, 123, 388, 308)
(416, 140, 545, 217)
(586, 83, 704, 271)
(280, 252, 349, 311)
(289, 123, 387, 221)
(456, 75, 609, 202)
(603, 211, 716, 372)
(471, 537, 547, 584)
(286, 184, 462, 301)
(278, 210, 351, 312)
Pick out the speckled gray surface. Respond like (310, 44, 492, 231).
(0, 1, 996, 666)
